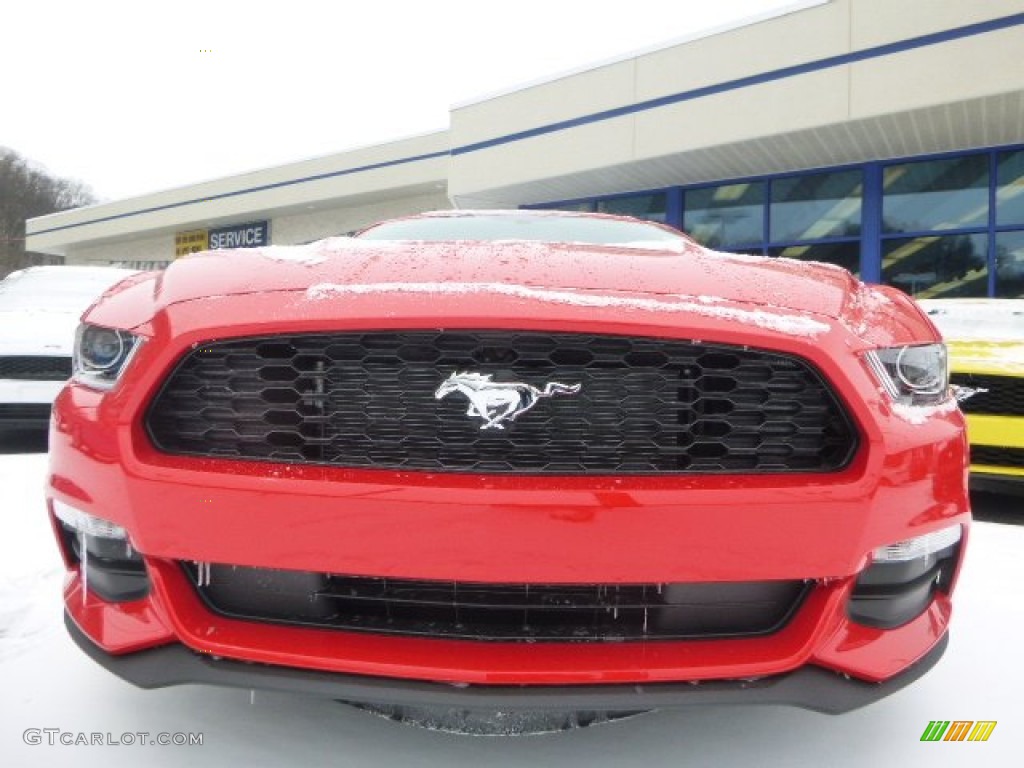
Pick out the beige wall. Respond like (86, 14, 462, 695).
(29, 131, 449, 260)
(448, 0, 1024, 206)
(72, 234, 172, 268)
(60, 189, 451, 267)
(270, 190, 451, 245)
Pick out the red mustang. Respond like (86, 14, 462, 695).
(48, 211, 969, 716)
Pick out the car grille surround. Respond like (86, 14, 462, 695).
(145, 331, 858, 475)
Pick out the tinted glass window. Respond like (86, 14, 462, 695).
(596, 193, 667, 223)
(768, 241, 860, 275)
(358, 214, 687, 245)
(544, 201, 594, 213)
(770, 170, 862, 242)
(996, 150, 1024, 227)
(882, 234, 987, 298)
(883, 155, 989, 233)
(996, 230, 1024, 298)
(684, 183, 764, 248)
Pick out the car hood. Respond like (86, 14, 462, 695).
(0, 309, 79, 355)
(947, 340, 1024, 376)
(87, 238, 933, 347)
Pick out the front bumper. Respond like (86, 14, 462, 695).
(65, 613, 949, 715)
(49, 382, 968, 693)
(964, 413, 1024, 484)
(0, 379, 62, 428)
(49, 409, 966, 704)
(45, 297, 972, 706)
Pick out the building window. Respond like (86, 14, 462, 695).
(770, 170, 862, 242)
(768, 242, 860, 276)
(996, 230, 1024, 298)
(996, 149, 1024, 227)
(532, 143, 1024, 298)
(549, 201, 595, 213)
(596, 193, 667, 222)
(683, 183, 765, 249)
(882, 155, 989, 234)
(882, 234, 988, 298)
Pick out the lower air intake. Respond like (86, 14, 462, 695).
(184, 563, 811, 643)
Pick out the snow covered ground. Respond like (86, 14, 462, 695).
(2, 450, 1021, 766)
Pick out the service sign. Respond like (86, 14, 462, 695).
(208, 221, 270, 250)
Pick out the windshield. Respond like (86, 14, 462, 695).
(919, 300, 1024, 341)
(357, 213, 689, 246)
(0, 269, 133, 312)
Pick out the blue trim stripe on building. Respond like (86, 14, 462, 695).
(31, 12, 1024, 238)
(31, 150, 450, 237)
(451, 12, 1024, 156)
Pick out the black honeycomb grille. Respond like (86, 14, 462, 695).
(0, 356, 71, 381)
(950, 372, 1024, 416)
(145, 332, 858, 474)
(970, 445, 1024, 469)
(0, 403, 52, 421)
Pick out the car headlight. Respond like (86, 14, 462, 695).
(73, 324, 142, 390)
(865, 343, 948, 406)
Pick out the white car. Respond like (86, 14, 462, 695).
(0, 266, 139, 431)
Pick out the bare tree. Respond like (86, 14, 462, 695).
(0, 147, 96, 278)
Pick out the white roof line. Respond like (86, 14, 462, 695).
(451, 0, 830, 110)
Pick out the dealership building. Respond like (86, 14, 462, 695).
(26, 0, 1024, 299)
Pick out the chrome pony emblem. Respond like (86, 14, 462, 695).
(951, 384, 988, 403)
(434, 371, 581, 430)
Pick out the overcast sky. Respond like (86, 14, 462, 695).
(4, 0, 804, 202)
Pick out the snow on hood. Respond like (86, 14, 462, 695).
(946, 340, 1024, 375)
(248, 238, 404, 266)
(144, 238, 857, 314)
(918, 298, 1024, 341)
(305, 281, 831, 337)
(0, 309, 79, 355)
(89, 237, 930, 346)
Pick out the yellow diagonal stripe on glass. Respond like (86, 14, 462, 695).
(968, 721, 997, 742)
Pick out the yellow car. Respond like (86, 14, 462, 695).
(919, 299, 1024, 491)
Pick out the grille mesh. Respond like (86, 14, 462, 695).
(184, 563, 811, 642)
(146, 332, 857, 474)
(951, 372, 1024, 416)
(0, 356, 71, 381)
(971, 445, 1024, 469)
(0, 403, 51, 421)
